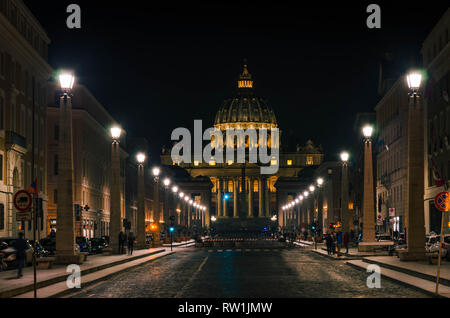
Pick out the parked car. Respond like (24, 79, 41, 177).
(76, 237, 91, 253)
(89, 238, 109, 254)
(376, 234, 393, 242)
(29, 240, 51, 258)
(426, 234, 450, 260)
(0, 238, 34, 267)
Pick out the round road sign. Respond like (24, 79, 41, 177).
(434, 191, 450, 212)
(14, 190, 32, 212)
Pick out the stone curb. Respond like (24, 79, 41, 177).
(362, 258, 450, 288)
(345, 260, 446, 298)
(0, 249, 166, 298)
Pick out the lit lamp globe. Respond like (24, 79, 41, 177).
(110, 126, 122, 141)
(179, 192, 184, 198)
(407, 71, 422, 91)
(59, 71, 75, 91)
(309, 185, 315, 193)
(303, 191, 309, 198)
(211, 216, 217, 222)
(299, 195, 304, 201)
(136, 153, 146, 164)
(152, 167, 160, 177)
(172, 186, 178, 193)
(163, 178, 171, 187)
(317, 178, 324, 186)
(340, 152, 349, 163)
(189, 200, 193, 205)
(363, 125, 373, 138)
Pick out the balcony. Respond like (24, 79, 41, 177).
(5, 131, 27, 153)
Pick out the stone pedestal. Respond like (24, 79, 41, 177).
(398, 250, 426, 261)
(56, 254, 84, 265)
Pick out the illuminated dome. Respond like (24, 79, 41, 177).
(214, 64, 278, 130)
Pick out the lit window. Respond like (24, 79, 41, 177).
(228, 160, 233, 165)
(270, 160, 277, 166)
(306, 156, 313, 166)
(287, 160, 293, 166)
(194, 161, 199, 166)
(209, 161, 216, 166)
(348, 202, 354, 210)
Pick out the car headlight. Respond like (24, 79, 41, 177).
(5, 254, 16, 261)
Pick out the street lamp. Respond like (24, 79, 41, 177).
(340, 151, 349, 163)
(163, 178, 171, 188)
(340, 151, 350, 236)
(152, 166, 162, 247)
(110, 125, 123, 254)
(309, 185, 315, 193)
(363, 125, 373, 139)
(179, 192, 184, 198)
(59, 71, 75, 92)
(136, 152, 147, 249)
(398, 70, 426, 263)
(54, 70, 78, 282)
(172, 186, 179, 193)
(317, 178, 324, 187)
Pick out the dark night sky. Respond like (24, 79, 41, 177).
(23, 1, 449, 163)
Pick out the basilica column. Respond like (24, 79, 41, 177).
(233, 178, 239, 218)
(258, 178, 264, 217)
(264, 178, 270, 217)
(205, 191, 211, 228)
(217, 178, 222, 217)
(248, 177, 253, 218)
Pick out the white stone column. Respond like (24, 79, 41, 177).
(233, 178, 238, 218)
(248, 177, 253, 218)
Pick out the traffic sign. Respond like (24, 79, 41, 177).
(16, 211, 32, 221)
(14, 190, 32, 212)
(434, 192, 450, 212)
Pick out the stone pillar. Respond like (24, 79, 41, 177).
(248, 178, 253, 218)
(205, 191, 211, 228)
(217, 178, 222, 217)
(360, 136, 376, 248)
(110, 139, 122, 254)
(152, 179, 162, 247)
(318, 188, 324, 235)
(55, 95, 80, 264)
(341, 163, 349, 234)
(233, 178, 239, 218)
(223, 179, 228, 218)
(136, 163, 146, 248)
(400, 94, 426, 261)
(258, 178, 264, 217)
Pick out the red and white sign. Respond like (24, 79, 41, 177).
(434, 192, 450, 212)
(13, 190, 32, 212)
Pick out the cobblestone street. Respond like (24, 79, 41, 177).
(67, 248, 430, 298)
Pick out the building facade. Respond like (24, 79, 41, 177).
(423, 8, 450, 235)
(375, 79, 409, 235)
(0, 0, 52, 238)
(46, 83, 127, 239)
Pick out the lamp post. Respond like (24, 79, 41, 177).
(151, 167, 162, 247)
(340, 152, 350, 236)
(316, 177, 324, 249)
(359, 125, 376, 251)
(136, 153, 146, 249)
(163, 178, 171, 235)
(110, 126, 122, 254)
(55, 71, 80, 265)
(399, 71, 426, 261)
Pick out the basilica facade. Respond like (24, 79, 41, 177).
(160, 64, 323, 232)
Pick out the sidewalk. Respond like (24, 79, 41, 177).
(0, 248, 167, 298)
(312, 246, 390, 260)
(346, 256, 450, 298)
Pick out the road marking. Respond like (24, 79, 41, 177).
(175, 255, 209, 298)
(217, 250, 223, 252)
(236, 249, 242, 252)
(226, 249, 232, 252)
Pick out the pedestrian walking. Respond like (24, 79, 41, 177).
(331, 233, 336, 255)
(325, 233, 332, 255)
(343, 232, 349, 254)
(118, 231, 124, 254)
(336, 230, 342, 253)
(14, 232, 27, 278)
(128, 232, 135, 255)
